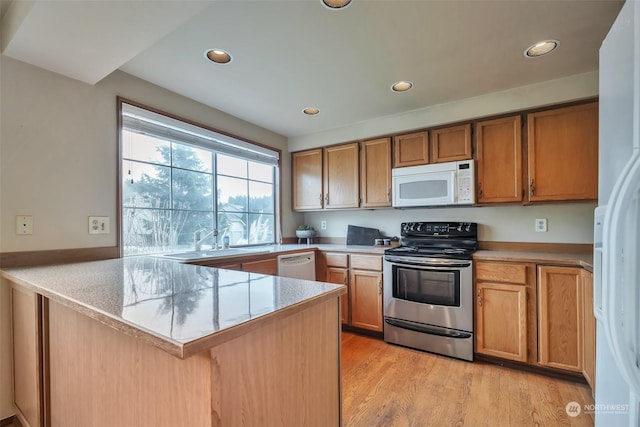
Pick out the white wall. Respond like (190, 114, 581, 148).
(0, 55, 296, 419)
(303, 203, 596, 244)
(288, 71, 598, 151)
(0, 56, 297, 253)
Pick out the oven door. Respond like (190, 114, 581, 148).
(383, 256, 473, 332)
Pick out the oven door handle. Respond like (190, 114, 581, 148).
(384, 318, 472, 339)
(384, 256, 471, 269)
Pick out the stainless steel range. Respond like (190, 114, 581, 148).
(383, 222, 477, 361)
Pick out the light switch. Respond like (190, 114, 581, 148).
(16, 215, 33, 235)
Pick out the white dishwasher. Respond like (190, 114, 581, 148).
(277, 251, 316, 280)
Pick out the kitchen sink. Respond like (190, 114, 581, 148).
(157, 247, 271, 261)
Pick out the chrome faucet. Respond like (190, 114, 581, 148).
(194, 228, 218, 251)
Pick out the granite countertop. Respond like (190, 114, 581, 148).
(2, 256, 346, 359)
(473, 250, 593, 272)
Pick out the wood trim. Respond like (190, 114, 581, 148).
(0, 247, 118, 269)
(473, 354, 589, 384)
(477, 241, 592, 253)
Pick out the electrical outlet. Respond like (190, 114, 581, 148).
(16, 215, 33, 235)
(321, 220, 327, 230)
(535, 218, 548, 233)
(89, 216, 110, 234)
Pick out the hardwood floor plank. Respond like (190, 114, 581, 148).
(342, 332, 594, 427)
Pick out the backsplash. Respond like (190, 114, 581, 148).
(302, 202, 596, 244)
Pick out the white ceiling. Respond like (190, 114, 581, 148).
(1, 0, 624, 138)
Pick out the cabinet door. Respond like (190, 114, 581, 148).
(527, 102, 598, 201)
(12, 285, 44, 427)
(326, 267, 349, 324)
(476, 116, 523, 203)
(475, 282, 528, 362)
(350, 270, 383, 332)
(242, 258, 277, 275)
(324, 143, 359, 209)
(537, 266, 583, 372)
(393, 131, 429, 168)
(583, 270, 596, 390)
(292, 149, 323, 210)
(360, 138, 392, 208)
(430, 124, 472, 163)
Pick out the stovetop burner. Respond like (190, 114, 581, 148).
(385, 221, 478, 260)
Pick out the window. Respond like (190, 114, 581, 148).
(120, 101, 279, 256)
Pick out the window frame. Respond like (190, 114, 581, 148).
(117, 97, 282, 257)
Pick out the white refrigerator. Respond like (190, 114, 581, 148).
(595, 0, 640, 425)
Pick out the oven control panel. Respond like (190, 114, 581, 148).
(401, 222, 477, 237)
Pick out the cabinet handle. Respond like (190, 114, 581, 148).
(319, 193, 323, 203)
(387, 189, 391, 202)
(377, 278, 382, 295)
(325, 194, 329, 204)
(477, 289, 482, 307)
(529, 179, 535, 197)
(478, 182, 483, 199)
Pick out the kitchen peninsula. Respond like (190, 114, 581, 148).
(2, 257, 345, 427)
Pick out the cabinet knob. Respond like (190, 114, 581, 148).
(529, 179, 535, 197)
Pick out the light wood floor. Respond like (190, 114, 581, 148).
(342, 332, 594, 427)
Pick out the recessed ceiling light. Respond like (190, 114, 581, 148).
(205, 49, 232, 64)
(523, 40, 559, 58)
(391, 81, 413, 92)
(302, 107, 320, 115)
(321, 0, 353, 10)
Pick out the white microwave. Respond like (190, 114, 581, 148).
(392, 160, 475, 207)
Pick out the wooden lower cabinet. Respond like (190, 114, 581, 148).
(476, 261, 594, 382)
(241, 258, 277, 275)
(476, 282, 528, 362)
(326, 266, 349, 324)
(475, 261, 535, 363)
(582, 270, 596, 390)
(323, 252, 383, 331)
(350, 269, 383, 332)
(11, 284, 45, 427)
(537, 265, 583, 372)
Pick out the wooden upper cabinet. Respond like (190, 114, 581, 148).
(324, 143, 360, 209)
(537, 265, 583, 372)
(360, 138, 392, 208)
(292, 149, 323, 210)
(476, 116, 523, 203)
(430, 124, 472, 163)
(527, 102, 598, 202)
(393, 131, 429, 168)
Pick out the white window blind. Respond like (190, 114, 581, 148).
(122, 103, 279, 166)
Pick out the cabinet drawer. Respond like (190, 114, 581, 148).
(350, 254, 382, 271)
(325, 253, 348, 268)
(476, 262, 527, 284)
